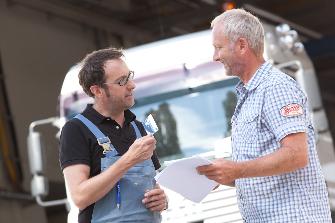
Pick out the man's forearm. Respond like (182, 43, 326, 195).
(72, 156, 134, 209)
(237, 145, 308, 179)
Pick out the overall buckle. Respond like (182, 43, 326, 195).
(97, 137, 112, 154)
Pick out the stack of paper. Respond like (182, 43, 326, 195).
(155, 156, 218, 203)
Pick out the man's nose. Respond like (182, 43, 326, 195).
(213, 51, 220, 62)
(127, 79, 136, 90)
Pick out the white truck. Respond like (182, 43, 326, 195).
(27, 21, 335, 223)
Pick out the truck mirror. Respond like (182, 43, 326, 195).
(27, 117, 68, 207)
(27, 131, 44, 175)
(31, 175, 48, 197)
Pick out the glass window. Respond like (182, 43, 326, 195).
(132, 78, 238, 163)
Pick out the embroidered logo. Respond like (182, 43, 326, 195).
(280, 103, 303, 117)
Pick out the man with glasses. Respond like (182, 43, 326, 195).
(59, 48, 167, 223)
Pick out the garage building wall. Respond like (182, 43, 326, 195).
(0, 1, 123, 222)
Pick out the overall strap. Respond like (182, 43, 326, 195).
(130, 121, 142, 139)
(75, 114, 106, 139)
(74, 114, 116, 154)
(74, 114, 144, 155)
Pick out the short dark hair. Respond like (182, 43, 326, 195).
(78, 48, 124, 97)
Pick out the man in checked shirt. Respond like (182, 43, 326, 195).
(197, 8, 332, 222)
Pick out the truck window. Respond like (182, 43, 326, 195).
(132, 78, 238, 164)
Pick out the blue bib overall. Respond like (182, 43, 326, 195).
(75, 114, 161, 223)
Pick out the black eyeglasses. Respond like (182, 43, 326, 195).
(103, 71, 135, 87)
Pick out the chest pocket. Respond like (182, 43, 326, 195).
(125, 160, 155, 177)
(102, 156, 154, 176)
(235, 112, 259, 143)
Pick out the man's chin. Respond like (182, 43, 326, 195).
(126, 101, 135, 109)
(224, 69, 233, 76)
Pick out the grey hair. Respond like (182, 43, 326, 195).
(211, 9, 264, 57)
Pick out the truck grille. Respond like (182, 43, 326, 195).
(162, 185, 243, 223)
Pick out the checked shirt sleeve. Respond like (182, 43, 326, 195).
(262, 82, 308, 142)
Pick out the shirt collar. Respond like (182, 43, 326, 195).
(83, 104, 136, 125)
(236, 61, 272, 94)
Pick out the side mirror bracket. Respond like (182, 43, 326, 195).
(27, 117, 68, 207)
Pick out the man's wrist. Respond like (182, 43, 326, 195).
(237, 161, 247, 179)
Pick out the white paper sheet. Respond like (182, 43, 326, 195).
(155, 156, 218, 203)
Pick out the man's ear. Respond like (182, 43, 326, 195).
(237, 37, 248, 54)
(89, 85, 103, 98)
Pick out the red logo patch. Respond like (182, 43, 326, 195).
(280, 104, 303, 117)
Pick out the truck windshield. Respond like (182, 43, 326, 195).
(132, 78, 238, 163)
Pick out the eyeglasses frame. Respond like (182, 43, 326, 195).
(103, 70, 135, 87)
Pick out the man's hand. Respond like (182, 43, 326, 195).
(197, 159, 240, 186)
(124, 135, 156, 165)
(142, 185, 168, 212)
(197, 133, 309, 187)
